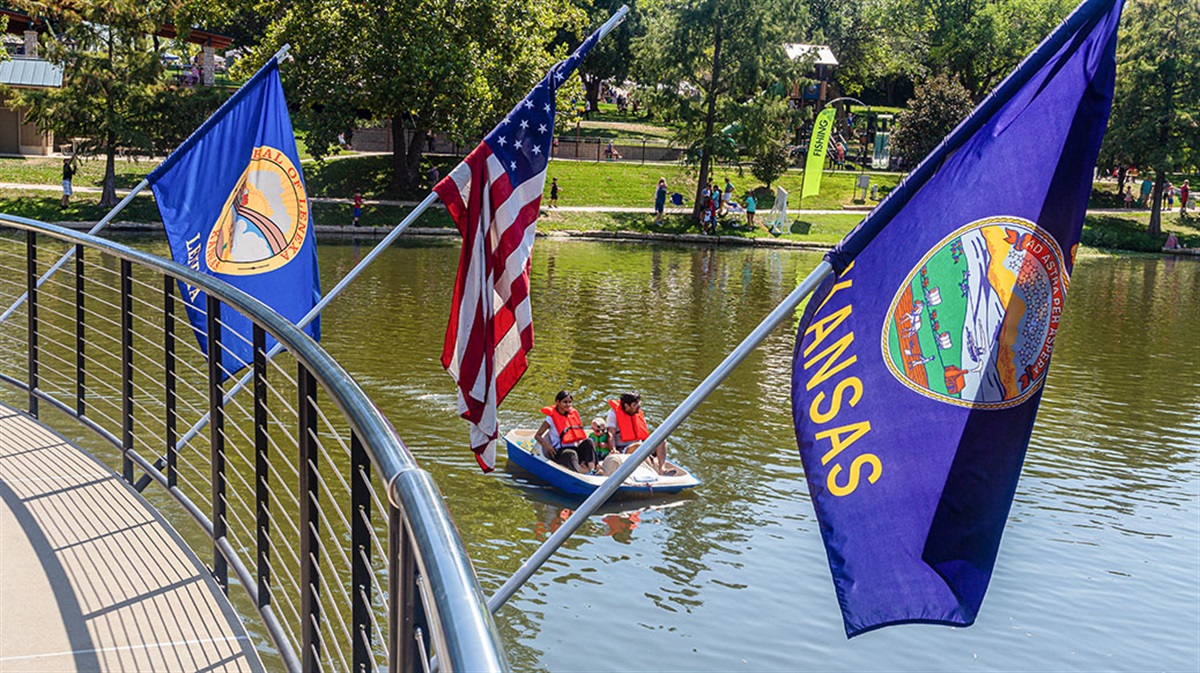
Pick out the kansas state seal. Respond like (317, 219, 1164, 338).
(881, 216, 1068, 410)
(206, 147, 310, 276)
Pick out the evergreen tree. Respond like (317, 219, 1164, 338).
(9, 1, 178, 207)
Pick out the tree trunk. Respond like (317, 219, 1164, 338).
(584, 75, 602, 117)
(1116, 166, 1126, 200)
(100, 138, 118, 208)
(389, 121, 422, 193)
(1148, 170, 1165, 238)
(693, 19, 723, 223)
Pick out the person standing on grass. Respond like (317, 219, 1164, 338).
(549, 177, 560, 208)
(61, 157, 76, 209)
(745, 193, 757, 230)
(721, 177, 734, 215)
(352, 192, 363, 227)
(1182, 180, 1190, 216)
(654, 178, 668, 226)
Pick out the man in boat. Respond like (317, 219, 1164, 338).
(605, 392, 671, 474)
(534, 391, 598, 474)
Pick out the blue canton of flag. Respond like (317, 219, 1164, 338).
(434, 26, 603, 471)
(147, 59, 321, 379)
(790, 0, 1122, 637)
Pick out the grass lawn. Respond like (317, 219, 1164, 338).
(1, 156, 149, 189)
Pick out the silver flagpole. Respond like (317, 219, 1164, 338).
(0, 45, 293, 327)
(487, 260, 835, 613)
(0, 178, 149, 324)
(154, 8, 632, 465)
(135, 192, 442, 489)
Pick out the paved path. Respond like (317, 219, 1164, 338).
(0, 181, 1141, 216)
(0, 403, 262, 672)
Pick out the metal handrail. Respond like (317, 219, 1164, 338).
(0, 213, 509, 672)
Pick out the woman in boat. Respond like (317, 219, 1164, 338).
(534, 391, 598, 474)
(605, 392, 671, 474)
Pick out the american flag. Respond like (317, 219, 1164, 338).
(434, 27, 603, 472)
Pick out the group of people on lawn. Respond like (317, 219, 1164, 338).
(652, 176, 757, 232)
(534, 390, 674, 477)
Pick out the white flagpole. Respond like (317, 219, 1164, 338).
(487, 260, 835, 613)
(0, 45, 294, 326)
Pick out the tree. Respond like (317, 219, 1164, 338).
(891, 73, 974, 167)
(9, 1, 180, 207)
(1101, 0, 1200, 236)
(634, 0, 803, 220)
(257, 0, 582, 193)
(573, 0, 646, 114)
(881, 0, 1072, 100)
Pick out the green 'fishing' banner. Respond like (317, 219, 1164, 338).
(802, 106, 836, 200)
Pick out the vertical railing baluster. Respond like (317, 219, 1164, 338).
(25, 231, 37, 417)
(299, 365, 321, 672)
(120, 259, 134, 483)
(163, 276, 177, 488)
(254, 324, 270, 608)
(390, 503, 418, 673)
(351, 432, 372, 672)
(207, 295, 228, 592)
(75, 244, 85, 417)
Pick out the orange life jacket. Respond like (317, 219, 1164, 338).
(607, 399, 649, 446)
(540, 406, 587, 446)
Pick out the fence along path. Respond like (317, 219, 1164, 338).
(0, 401, 262, 672)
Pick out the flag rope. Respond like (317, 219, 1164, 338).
(487, 260, 834, 613)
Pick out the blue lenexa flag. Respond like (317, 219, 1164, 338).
(791, 0, 1122, 637)
(148, 59, 320, 377)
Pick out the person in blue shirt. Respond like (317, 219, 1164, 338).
(654, 178, 668, 225)
(745, 193, 757, 229)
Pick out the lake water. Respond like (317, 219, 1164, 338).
(311, 238, 1199, 672)
(6, 234, 1199, 671)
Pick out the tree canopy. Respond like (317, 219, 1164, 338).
(254, 0, 582, 192)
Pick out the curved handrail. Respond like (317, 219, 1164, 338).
(0, 213, 508, 672)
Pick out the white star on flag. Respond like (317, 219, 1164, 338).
(431, 19, 605, 472)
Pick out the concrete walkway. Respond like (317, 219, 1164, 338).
(0, 403, 262, 672)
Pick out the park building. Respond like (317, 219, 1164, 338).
(0, 8, 232, 157)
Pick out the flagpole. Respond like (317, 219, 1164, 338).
(135, 192, 443, 490)
(0, 45, 294, 328)
(487, 259, 835, 614)
(0, 179, 150, 324)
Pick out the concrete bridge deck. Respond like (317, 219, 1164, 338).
(0, 403, 262, 672)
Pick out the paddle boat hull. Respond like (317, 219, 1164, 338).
(504, 429, 700, 496)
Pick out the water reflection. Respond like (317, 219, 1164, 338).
(1, 234, 1196, 671)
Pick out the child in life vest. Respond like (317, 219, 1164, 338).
(589, 418, 611, 462)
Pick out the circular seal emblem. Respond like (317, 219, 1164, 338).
(206, 146, 309, 276)
(881, 216, 1068, 410)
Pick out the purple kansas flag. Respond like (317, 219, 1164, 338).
(791, 0, 1123, 637)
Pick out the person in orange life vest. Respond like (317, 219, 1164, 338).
(605, 392, 671, 474)
(534, 390, 598, 473)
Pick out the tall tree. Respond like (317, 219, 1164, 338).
(1101, 0, 1200, 236)
(258, 0, 582, 193)
(9, 0, 177, 207)
(574, 0, 646, 113)
(635, 0, 801, 220)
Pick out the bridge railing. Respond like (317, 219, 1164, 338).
(0, 215, 508, 673)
